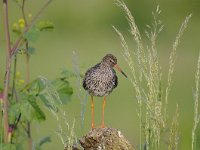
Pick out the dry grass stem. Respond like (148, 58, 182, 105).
(192, 52, 200, 150)
(115, 0, 148, 81)
(165, 14, 192, 108)
(168, 105, 179, 150)
(113, 25, 143, 149)
(114, 1, 191, 150)
(39, 77, 76, 150)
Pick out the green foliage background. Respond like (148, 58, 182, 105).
(1, 0, 200, 149)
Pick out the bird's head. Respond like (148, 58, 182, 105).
(102, 54, 117, 67)
(102, 54, 128, 78)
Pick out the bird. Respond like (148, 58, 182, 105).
(82, 54, 127, 128)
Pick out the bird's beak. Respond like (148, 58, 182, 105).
(114, 64, 128, 78)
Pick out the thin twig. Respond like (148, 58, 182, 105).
(22, 0, 28, 26)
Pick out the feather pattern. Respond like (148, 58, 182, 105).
(83, 63, 118, 97)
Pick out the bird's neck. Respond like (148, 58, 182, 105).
(100, 62, 112, 68)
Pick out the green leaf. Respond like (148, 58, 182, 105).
(27, 47, 36, 55)
(35, 136, 51, 150)
(28, 96, 46, 121)
(24, 78, 46, 96)
(12, 28, 21, 35)
(23, 77, 58, 111)
(16, 144, 23, 150)
(39, 94, 58, 112)
(52, 78, 73, 104)
(19, 99, 32, 121)
(0, 144, 16, 150)
(24, 26, 40, 42)
(19, 93, 45, 122)
(60, 69, 76, 79)
(36, 21, 55, 31)
(8, 103, 21, 124)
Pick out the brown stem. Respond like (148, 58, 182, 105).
(21, 0, 30, 84)
(26, 39, 32, 150)
(21, 1, 32, 149)
(25, 44, 30, 82)
(11, 56, 17, 101)
(27, 122, 32, 150)
(10, 56, 20, 143)
(22, 0, 28, 26)
(2, 0, 12, 143)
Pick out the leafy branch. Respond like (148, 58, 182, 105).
(1, 0, 62, 149)
(11, 0, 53, 56)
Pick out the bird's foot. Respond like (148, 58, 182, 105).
(92, 124, 106, 129)
(91, 124, 106, 129)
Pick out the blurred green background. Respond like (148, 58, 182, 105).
(1, 0, 200, 149)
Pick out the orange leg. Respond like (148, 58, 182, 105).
(101, 96, 106, 128)
(91, 96, 94, 128)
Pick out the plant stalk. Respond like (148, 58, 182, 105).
(11, 56, 17, 101)
(21, 1, 32, 149)
(2, 0, 12, 143)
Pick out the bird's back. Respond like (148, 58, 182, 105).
(83, 63, 118, 97)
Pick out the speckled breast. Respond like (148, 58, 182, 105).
(83, 65, 118, 97)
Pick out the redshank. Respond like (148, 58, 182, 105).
(83, 54, 127, 128)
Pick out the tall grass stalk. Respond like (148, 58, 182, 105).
(113, 26, 143, 149)
(39, 77, 76, 150)
(114, 0, 191, 149)
(72, 51, 88, 129)
(192, 52, 200, 150)
(165, 14, 192, 120)
(168, 104, 179, 150)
